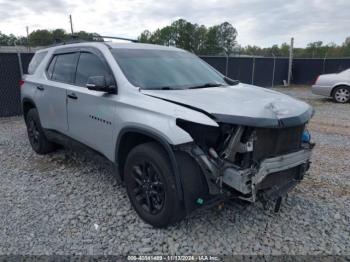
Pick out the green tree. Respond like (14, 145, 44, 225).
(52, 29, 67, 43)
(150, 26, 175, 46)
(171, 19, 197, 51)
(28, 30, 53, 46)
(242, 45, 262, 56)
(75, 31, 96, 41)
(137, 19, 237, 55)
(341, 42, 350, 57)
(305, 41, 324, 58)
(192, 25, 207, 54)
(203, 25, 221, 54)
(217, 22, 237, 55)
(280, 43, 290, 57)
(139, 30, 152, 43)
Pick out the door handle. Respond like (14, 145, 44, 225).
(36, 85, 44, 91)
(67, 93, 78, 100)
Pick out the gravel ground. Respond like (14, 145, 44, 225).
(0, 86, 349, 256)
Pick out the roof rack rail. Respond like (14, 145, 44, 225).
(48, 39, 90, 47)
(47, 35, 138, 47)
(100, 36, 138, 42)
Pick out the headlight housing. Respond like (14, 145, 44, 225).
(176, 119, 220, 148)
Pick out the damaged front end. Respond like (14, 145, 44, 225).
(176, 118, 314, 208)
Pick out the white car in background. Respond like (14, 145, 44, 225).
(312, 68, 350, 103)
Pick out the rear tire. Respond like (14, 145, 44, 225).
(124, 142, 185, 228)
(332, 86, 350, 103)
(25, 108, 56, 154)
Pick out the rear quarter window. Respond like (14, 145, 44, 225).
(46, 56, 57, 79)
(28, 51, 48, 74)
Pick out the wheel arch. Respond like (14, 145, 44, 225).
(115, 127, 184, 200)
(331, 83, 350, 97)
(22, 97, 37, 120)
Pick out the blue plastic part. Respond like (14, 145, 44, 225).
(196, 198, 204, 205)
(302, 130, 311, 143)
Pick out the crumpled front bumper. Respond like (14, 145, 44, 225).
(222, 148, 312, 202)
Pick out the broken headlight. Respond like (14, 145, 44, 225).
(176, 119, 220, 149)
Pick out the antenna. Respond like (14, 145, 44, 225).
(69, 14, 74, 35)
(100, 35, 138, 42)
(26, 26, 30, 52)
(287, 37, 294, 86)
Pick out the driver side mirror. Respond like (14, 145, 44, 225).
(86, 76, 116, 93)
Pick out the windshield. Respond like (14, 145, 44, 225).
(111, 48, 227, 90)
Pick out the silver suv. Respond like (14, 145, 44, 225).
(21, 41, 314, 227)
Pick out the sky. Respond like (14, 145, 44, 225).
(0, 0, 349, 47)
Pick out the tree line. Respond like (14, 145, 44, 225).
(0, 29, 103, 47)
(1, 19, 350, 58)
(138, 19, 237, 55)
(138, 19, 350, 58)
(241, 41, 350, 58)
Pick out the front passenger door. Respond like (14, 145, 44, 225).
(66, 51, 116, 156)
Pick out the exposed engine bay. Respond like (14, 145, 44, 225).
(176, 119, 314, 205)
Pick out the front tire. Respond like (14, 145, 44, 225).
(25, 108, 56, 154)
(332, 86, 350, 103)
(124, 142, 185, 227)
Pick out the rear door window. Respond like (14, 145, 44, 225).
(51, 53, 79, 83)
(28, 51, 48, 74)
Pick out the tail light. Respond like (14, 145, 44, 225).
(314, 75, 319, 85)
(19, 79, 25, 88)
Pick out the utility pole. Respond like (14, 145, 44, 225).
(69, 14, 74, 35)
(26, 26, 30, 52)
(287, 37, 294, 86)
(271, 53, 276, 88)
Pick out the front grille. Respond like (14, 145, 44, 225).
(253, 125, 304, 161)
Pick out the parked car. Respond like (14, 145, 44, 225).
(21, 41, 314, 227)
(312, 68, 350, 103)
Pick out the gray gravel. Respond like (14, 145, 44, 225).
(0, 86, 349, 255)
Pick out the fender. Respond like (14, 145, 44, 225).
(115, 127, 184, 200)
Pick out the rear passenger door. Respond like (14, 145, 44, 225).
(66, 49, 116, 155)
(35, 52, 79, 133)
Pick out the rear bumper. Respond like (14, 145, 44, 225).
(311, 84, 332, 97)
(222, 148, 312, 202)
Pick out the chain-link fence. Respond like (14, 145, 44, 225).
(1, 52, 350, 117)
(0, 52, 34, 117)
(200, 56, 350, 86)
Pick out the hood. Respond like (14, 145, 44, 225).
(141, 83, 313, 128)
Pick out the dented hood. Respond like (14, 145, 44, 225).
(142, 83, 314, 128)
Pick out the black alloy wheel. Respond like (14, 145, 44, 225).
(27, 117, 40, 149)
(25, 108, 56, 154)
(124, 142, 185, 227)
(131, 160, 166, 215)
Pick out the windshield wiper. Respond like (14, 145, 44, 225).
(145, 86, 175, 90)
(189, 83, 226, 89)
